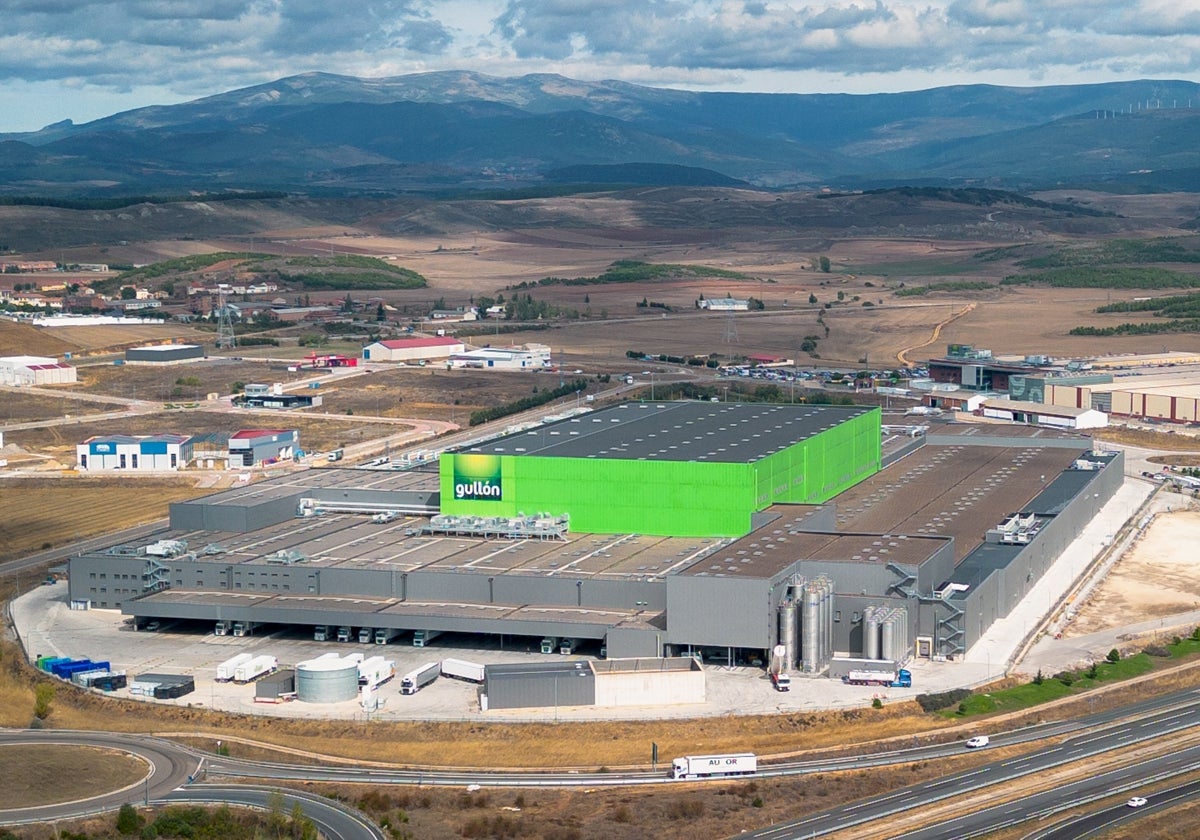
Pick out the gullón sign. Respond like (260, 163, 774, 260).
(452, 454, 503, 501)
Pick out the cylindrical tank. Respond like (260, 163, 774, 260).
(296, 655, 359, 703)
(779, 601, 797, 671)
(865, 607, 881, 660)
(802, 587, 820, 672)
(880, 617, 895, 661)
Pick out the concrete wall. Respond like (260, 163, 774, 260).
(593, 666, 705, 706)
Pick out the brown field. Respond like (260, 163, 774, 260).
(5, 410, 398, 459)
(0, 389, 109, 423)
(0, 320, 76, 358)
(73, 358, 321, 399)
(0, 745, 146, 809)
(44, 323, 212, 354)
(0, 477, 207, 562)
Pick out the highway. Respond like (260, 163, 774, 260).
(164, 785, 386, 840)
(1, 690, 1196, 838)
(1024, 776, 1200, 840)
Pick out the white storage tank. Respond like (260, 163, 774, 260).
(296, 655, 360, 703)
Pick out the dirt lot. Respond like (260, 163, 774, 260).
(1067, 509, 1200, 636)
(0, 389, 109, 423)
(73, 358, 321, 400)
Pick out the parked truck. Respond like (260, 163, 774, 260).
(358, 627, 374, 645)
(400, 662, 440, 694)
(313, 625, 330, 642)
(770, 672, 791, 691)
(844, 668, 912, 688)
(216, 653, 254, 682)
(234, 654, 278, 684)
(231, 621, 259, 637)
(374, 628, 404, 645)
(440, 658, 485, 683)
(412, 629, 442, 648)
(357, 656, 396, 689)
(671, 753, 757, 780)
(558, 638, 577, 656)
(540, 636, 559, 654)
(214, 620, 231, 636)
(336, 626, 353, 642)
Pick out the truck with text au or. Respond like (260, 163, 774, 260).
(400, 662, 440, 695)
(412, 629, 442, 648)
(671, 753, 757, 780)
(844, 668, 912, 687)
(216, 653, 254, 682)
(233, 654, 278, 684)
(374, 628, 404, 645)
(440, 658, 485, 683)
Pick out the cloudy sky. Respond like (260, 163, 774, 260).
(3, 0, 1199, 132)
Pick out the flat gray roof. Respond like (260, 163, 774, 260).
(181, 467, 439, 507)
(456, 401, 874, 464)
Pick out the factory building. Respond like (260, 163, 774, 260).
(228, 429, 298, 467)
(980, 399, 1108, 430)
(76, 434, 193, 471)
(67, 405, 1121, 670)
(125, 344, 205, 364)
(448, 343, 552, 370)
(362, 336, 466, 362)
(0, 355, 76, 386)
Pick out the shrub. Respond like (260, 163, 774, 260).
(1144, 644, 1170, 657)
(33, 683, 55, 719)
(612, 805, 632, 823)
(1033, 669, 1044, 685)
(915, 688, 972, 712)
(1056, 671, 1075, 686)
(871, 697, 883, 709)
(752, 796, 764, 808)
(117, 803, 143, 835)
(666, 799, 706, 820)
(1107, 648, 1121, 663)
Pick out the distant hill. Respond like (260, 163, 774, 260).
(2, 72, 1200, 195)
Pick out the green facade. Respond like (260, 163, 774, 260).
(440, 407, 881, 538)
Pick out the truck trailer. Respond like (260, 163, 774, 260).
(358, 627, 374, 644)
(412, 629, 442, 648)
(216, 653, 254, 682)
(844, 668, 912, 687)
(214, 620, 231, 636)
(336, 626, 353, 642)
(671, 753, 758, 780)
(770, 672, 791, 691)
(233, 655, 278, 684)
(440, 658, 485, 683)
(231, 621, 259, 638)
(400, 662, 440, 694)
(313, 625, 330, 642)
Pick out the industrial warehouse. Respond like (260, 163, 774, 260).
(66, 401, 1122, 700)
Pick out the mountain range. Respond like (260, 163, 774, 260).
(4, 72, 1200, 196)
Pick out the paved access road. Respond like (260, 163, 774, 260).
(164, 785, 385, 840)
(1024, 776, 1200, 840)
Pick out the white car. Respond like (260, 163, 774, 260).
(1126, 796, 1148, 808)
(965, 735, 990, 749)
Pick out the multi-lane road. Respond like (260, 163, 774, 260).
(2, 687, 1196, 840)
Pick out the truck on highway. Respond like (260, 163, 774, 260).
(231, 621, 259, 637)
(441, 658, 485, 683)
(412, 629, 442, 648)
(671, 753, 757, 780)
(216, 653, 254, 682)
(374, 628, 404, 645)
(844, 668, 912, 687)
(233, 654, 278, 684)
(313, 625, 330, 642)
(327, 448, 344, 462)
(540, 636, 559, 654)
(336, 626, 353, 643)
(400, 661, 440, 695)
(358, 627, 373, 644)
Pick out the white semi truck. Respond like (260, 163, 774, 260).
(215, 653, 253, 682)
(374, 628, 404, 645)
(412, 629, 442, 647)
(358, 627, 374, 644)
(440, 658, 485, 683)
(231, 621, 259, 637)
(233, 654, 278, 684)
(357, 656, 396, 689)
(671, 753, 757, 780)
(400, 662, 440, 695)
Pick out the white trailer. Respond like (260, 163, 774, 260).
(412, 629, 442, 647)
(374, 628, 404, 645)
(440, 658, 485, 683)
(233, 654, 278, 684)
(671, 753, 757, 780)
(216, 653, 254, 682)
(357, 656, 396, 689)
(400, 661, 440, 694)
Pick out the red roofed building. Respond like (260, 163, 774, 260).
(362, 335, 466, 362)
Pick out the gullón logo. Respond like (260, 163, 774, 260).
(453, 454, 503, 501)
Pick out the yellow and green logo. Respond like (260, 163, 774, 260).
(453, 454, 503, 501)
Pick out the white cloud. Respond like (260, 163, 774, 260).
(0, 0, 1198, 132)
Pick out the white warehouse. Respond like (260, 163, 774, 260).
(449, 343, 551, 370)
(0, 355, 76, 386)
(77, 434, 193, 471)
(981, 399, 1108, 430)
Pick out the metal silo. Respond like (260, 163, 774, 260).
(880, 613, 895, 661)
(801, 585, 820, 673)
(865, 607, 881, 660)
(296, 655, 360, 703)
